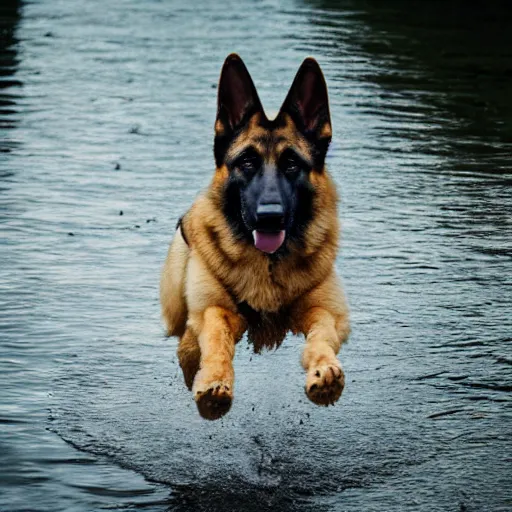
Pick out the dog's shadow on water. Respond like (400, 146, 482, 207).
(165, 481, 317, 512)
(161, 454, 370, 512)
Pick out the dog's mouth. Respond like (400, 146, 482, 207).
(252, 230, 286, 254)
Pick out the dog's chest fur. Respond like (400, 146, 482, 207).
(182, 193, 336, 350)
(236, 300, 290, 351)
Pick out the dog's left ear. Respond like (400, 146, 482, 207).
(279, 58, 332, 169)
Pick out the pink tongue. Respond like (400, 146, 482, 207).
(252, 230, 286, 254)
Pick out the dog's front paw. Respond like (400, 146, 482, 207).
(305, 361, 345, 406)
(194, 382, 232, 420)
(193, 368, 233, 420)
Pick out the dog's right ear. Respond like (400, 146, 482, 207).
(214, 54, 263, 167)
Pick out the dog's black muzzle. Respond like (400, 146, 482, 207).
(255, 203, 285, 232)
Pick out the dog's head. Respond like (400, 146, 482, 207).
(213, 54, 332, 255)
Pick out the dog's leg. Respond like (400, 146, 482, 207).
(177, 328, 200, 390)
(300, 307, 347, 405)
(185, 255, 246, 419)
(189, 306, 245, 420)
(292, 273, 350, 406)
(160, 227, 189, 337)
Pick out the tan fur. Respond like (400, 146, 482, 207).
(160, 227, 189, 338)
(161, 61, 350, 419)
(161, 163, 349, 417)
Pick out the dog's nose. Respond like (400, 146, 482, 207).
(257, 203, 283, 218)
(256, 203, 284, 231)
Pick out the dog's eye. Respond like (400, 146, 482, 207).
(234, 151, 260, 176)
(284, 159, 301, 175)
(239, 158, 257, 173)
(283, 156, 304, 177)
(279, 149, 307, 177)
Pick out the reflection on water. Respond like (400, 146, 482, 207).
(1, 1, 511, 511)
(310, 0, 512, 175)
(0, 0, 21, 153)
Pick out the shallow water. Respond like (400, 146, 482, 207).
(1, 0, 511, 511)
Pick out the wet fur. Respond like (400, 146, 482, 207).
(160, 55, 350, 419)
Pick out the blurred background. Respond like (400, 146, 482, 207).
(1, 1, 511, 511)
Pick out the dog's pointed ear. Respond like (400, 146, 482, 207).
(214, 54, 264, 166)
(279, 58, 331, 168)
(216, 54, 263, 133)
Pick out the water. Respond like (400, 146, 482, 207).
(1, 0, 511, 510)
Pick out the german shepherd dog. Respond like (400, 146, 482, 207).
(160, 54, 350, 420)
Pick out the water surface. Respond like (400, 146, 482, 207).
(1, 1, 511, 511)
